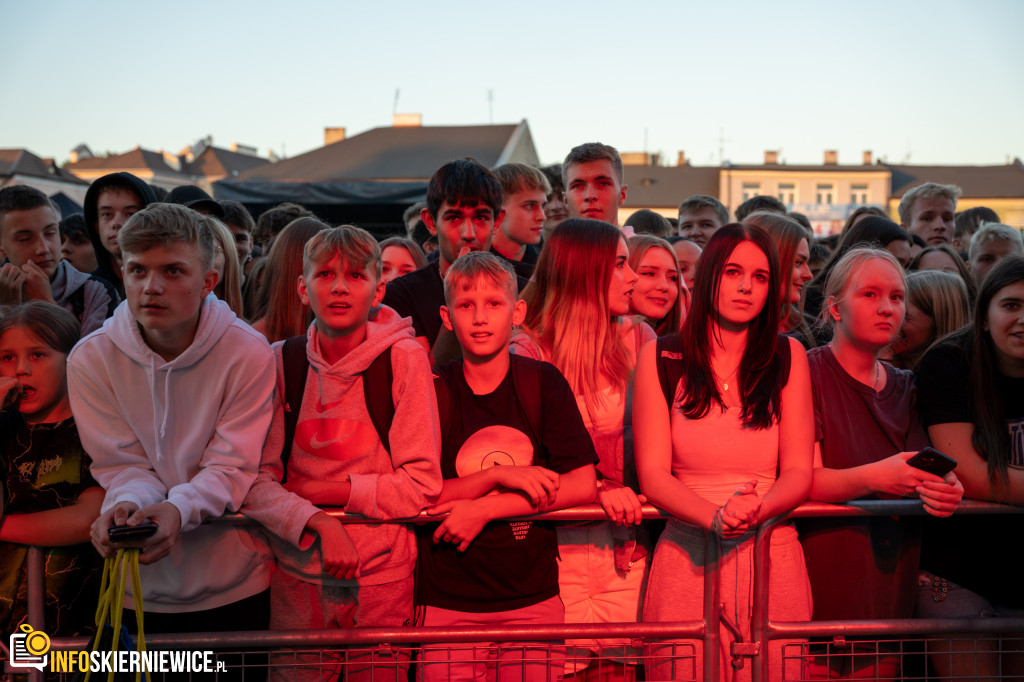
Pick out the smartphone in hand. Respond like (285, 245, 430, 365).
(108, 520, 158, 543)
(907, 447, 957, 477)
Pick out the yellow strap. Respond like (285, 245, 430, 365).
(85, 549, 145, 682)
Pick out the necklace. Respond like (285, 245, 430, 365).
(714, 364, 740, 392)
(872, 361, 882, 391)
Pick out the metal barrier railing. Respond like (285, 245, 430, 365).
(9, 499, 1024, 681)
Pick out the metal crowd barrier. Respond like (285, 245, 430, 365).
(7, 500, 1023, 681)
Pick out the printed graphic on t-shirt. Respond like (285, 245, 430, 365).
(1009, 417, 1024, 469)
(456, 425, 535, 540)
(295, 418, 379, 459)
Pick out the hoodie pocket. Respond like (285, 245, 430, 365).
(349, 522, 411, 576)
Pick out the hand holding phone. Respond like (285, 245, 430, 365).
(907, 447, 957, 477)
(108, 520, 158, 543)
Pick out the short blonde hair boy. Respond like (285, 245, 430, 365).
(302, 225, 382, 280)
(443, 251, 517, 305)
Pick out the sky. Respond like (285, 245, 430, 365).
(2, 0, 1022, 169)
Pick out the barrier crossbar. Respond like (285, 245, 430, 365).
(7, 500, 1023, 681)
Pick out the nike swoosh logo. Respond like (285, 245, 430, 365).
(314, 395, 345, 414)
(308, 424, 361, 450)
(309, 435, 341, 449)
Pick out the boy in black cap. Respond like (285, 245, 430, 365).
(165, 185, 226, 219)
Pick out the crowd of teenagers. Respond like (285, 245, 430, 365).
(1, 140, 1023, 682)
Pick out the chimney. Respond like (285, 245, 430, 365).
(620, 152, 650, 166)
(863, 150, 873, 165)
(324, 127, 347, 145)
(764, 150, 779, 165)
(70, 150, 79, 164)
(160, 150, 181, 172)
(230, 142, 259, 156)
(677, 150, 687, 166)
(824, 150, 838, 165)
(392, 113, 422, 127)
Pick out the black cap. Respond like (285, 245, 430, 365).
(165, 185, 225, 219)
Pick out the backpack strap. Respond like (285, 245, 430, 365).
(281, 335, 309, 481)
(362, 346, 395, 454)
(777, 333, 793, 389)
(432, 365, 454, 459)
(66, 284, 87, 319)
(90, 274, 120, 319)
(655, 333, 685, 409)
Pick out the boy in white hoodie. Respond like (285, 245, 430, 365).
(66, 203, 275, 651)
(242, 226, 442, 682)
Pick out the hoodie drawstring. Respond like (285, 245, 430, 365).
(145, 354, 173, 461)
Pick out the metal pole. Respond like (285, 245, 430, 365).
(26, 546, 45, 682)
(751, 516, 783, 682)
(704, 531, 720, 682)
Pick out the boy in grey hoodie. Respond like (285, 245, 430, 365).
(68, 204, 275, 679)
(0, 185, 118, 335)
(242, 226, 442, 682)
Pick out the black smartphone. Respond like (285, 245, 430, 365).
(108, 520, 158, 543)
(907, 447, 957, 477)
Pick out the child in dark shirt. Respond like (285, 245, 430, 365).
(417, 251, 597, 682)
(0, 302, 102, 636)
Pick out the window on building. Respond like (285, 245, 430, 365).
(778, 183, 796, 205)
(816, 183, 834, 204)
(742, 182, 761, 201)
(850, 184, 869, 204)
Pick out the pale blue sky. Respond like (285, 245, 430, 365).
(2, 0, 1022, 168)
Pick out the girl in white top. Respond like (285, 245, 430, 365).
(511, 218, 654, 677)
(634, 223, 814, 681)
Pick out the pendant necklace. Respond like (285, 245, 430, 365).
(715, 365, 740, 392)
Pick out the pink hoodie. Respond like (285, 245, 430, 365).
(242, 305, 442, 586)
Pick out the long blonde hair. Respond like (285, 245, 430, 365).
(627, 235, 684, 335)
(206, 217, 244, 318)
(520, 219, 632, 415)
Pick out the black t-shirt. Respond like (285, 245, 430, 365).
(0, 413, 103, 636)
(915, 333, 1024, 607)
(490, 246, 538, 277)
(382, 261, 446, 347)
(383, 262, 531, 352)
(416, 356, 597, 613)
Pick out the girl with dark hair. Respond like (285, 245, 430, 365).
(0, 302, 102, 636)
(634, 223, 814, 680)
(250, 217, 330, 343)
(743, 211, 814, 344)
(908, 243, 977, 301)
(512, 218, 654, 677)
(804, 217, 914, 329)
(378, 236, 427, 284)
(914, 254, 1024, 680)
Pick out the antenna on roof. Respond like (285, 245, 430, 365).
(488, 90, 493, 124)
(716, 127, 731, 165)
(393, 89, 400, 115)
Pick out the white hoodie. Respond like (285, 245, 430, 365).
(67, 295, 275, 612)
